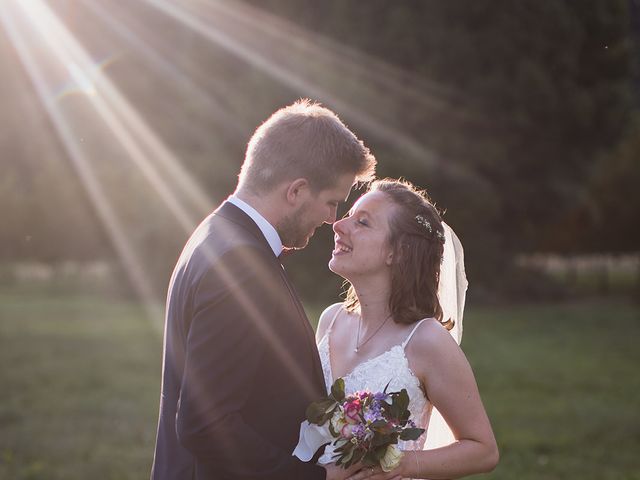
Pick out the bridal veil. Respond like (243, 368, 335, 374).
(424, 222, 468, 449)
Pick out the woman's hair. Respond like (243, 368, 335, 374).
(344, 178, 453, 329)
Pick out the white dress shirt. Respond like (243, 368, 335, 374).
(227, 195, 283, 257)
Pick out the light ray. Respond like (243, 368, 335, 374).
(55, 55, 119, 100)
(1, 0, 325, 396)
(0, 1, 162, 329)
(205, 0, 468, 112)
(14, 0, 202, 234)
(78, 0, 247, 141)
(197, 245, 323, 401)
(141, 0, 442, 168)
(142, 0, 487, 185)
(21, 0, 214, 223)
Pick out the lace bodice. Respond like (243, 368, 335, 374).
(317, 308, 431, 451)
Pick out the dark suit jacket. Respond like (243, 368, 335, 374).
(151, 202, 327, 480)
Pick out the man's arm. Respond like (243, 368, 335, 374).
(175, 247, 325, 479)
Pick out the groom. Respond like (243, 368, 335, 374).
(151, 100, 376, 480)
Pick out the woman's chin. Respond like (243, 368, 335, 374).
(328, 257, 348, 278)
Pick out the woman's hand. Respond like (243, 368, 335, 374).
(345, 464, 403, 480)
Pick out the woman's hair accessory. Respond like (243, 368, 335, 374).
(415, 215, 445, 242)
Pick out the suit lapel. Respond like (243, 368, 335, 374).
(214, 201, 274, 254)
(214, 201, 326, 394)
(277, 266, 326, 393)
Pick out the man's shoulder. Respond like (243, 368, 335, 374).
(168, 213, 272, 289)
(188, 211, 268, 259)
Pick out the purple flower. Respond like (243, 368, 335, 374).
(373, 392, 389, 401)
(363, 410, 377, 423)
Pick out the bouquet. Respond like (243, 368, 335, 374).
(293, 378, 425, 472)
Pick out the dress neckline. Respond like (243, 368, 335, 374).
(326, 342, 405, 386)
(320, 308, 429, 386)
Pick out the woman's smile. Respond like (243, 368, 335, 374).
(332, 237, 353, 255)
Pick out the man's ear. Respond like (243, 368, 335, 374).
(285, 178, 311, 206)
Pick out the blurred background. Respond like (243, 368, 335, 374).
(0, 0, 638, 479)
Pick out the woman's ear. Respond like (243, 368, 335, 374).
(385, 249, 394, 266)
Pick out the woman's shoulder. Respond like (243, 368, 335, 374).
(407, 317, 461, 358)
(407, 318, 476, 399)
(316, 302, 345, 342)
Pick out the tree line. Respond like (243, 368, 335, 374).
(1, 0, 638, 302)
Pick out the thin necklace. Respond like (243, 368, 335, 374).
(355, 313, 393, 354)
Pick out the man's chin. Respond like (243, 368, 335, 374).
(285, 231, 316, 250)
(288, 237, 310, 250)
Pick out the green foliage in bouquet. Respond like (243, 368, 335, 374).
(306, 378, 425, 469)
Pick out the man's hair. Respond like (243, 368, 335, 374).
(238, 99, 376, 193)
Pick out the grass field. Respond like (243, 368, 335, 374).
(1, 287, 638, 479)
(0, 289, 160, 480)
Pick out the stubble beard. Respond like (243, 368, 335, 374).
(277, 203, 314, 249)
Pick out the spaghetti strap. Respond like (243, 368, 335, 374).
(402, 318, 429, 348)
(326, 305, 342, 334)
(319, 304, 343, 344)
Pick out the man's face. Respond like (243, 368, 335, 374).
(278, 173, 355, 249)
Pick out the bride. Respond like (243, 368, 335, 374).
(314, 178, 498, 479)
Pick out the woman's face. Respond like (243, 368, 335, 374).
(329, 190, 395, 281)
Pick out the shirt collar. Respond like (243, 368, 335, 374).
(227, 195, 283, 257)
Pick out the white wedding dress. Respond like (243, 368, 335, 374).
(317, 308, 431, 455)
(293, 223, 467, 466)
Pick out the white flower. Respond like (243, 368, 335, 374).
(330, 408, 346, 434)
(380, 444, 404, 472)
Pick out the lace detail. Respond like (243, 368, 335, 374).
(317, 315, 431, 451)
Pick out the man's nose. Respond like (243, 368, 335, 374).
(325, 206, 338, 224)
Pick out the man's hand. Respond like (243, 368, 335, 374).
(345, 464, 404, 480)
(323, 463, 361, 480)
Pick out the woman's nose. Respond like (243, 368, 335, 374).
(333, 217, 347, 235)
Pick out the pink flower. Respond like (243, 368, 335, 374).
(340, 423, 355, 438)
(357, 391, 372, 401)
(343, 399, 361, 424)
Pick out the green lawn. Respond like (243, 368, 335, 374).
(0, 288, 638, 479)
(461, 301, 640, 480)
(0, 289, 161, 480)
